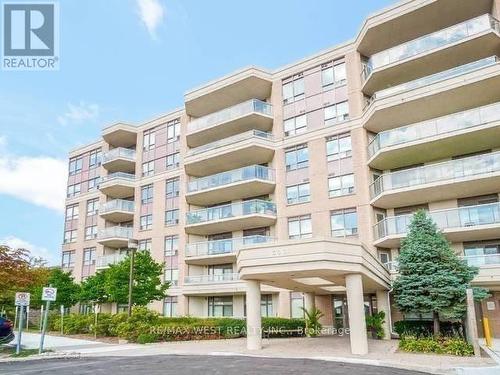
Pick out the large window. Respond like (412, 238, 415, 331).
(285, 144, 308, 171)
(282, 74, 305, 103)
(288, 215, 312, 239)
(326, 133, 351, 161)
(140, 214, 153, 230)
(167, 119, 181, 143)
(464, 241, 500, 266)
(142, 161, 154, 177)
(68, 156, 83, 176)
(84, 225, 97, 240)
(321, 62, 347, 88)
(283, 114, 307, 137)
(208, 296, 233, 317)
(143, 130, 156, 150)
(166, 152, 180, 170)
(331, 208, 358, 237)
(291, 292, 304, 318)
(67, 183, 81, 198)
(61, 250, 75, 268)
(65, 204, 79, 221)
(165, 209, 179, 226)
(89, 149, 102, 168)
(64, 230, 77, 244)
(324, 101, 349, 125)
(164, 296, 178, 317)
(83, 247, 96, 266)
(165, 177, 180, 199)
(164, 267, 179, 286)
(328, 174, 355, 197)
(286, 182, 310, 204)
(87, 198, 99, 216)
(138, 239, 152, 252)
(87, 177, 99, 191)
(164, 235, 179, 256)
(141, 184, 153, 204)
(261, 295, 273, 317)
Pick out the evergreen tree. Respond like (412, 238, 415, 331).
(393, 210, 485, 335)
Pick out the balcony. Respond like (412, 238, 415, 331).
(96, 253, 128, 269)
(99, 199, 135, 222)
(186, 165, 275, 206)
(370, 151, 500, 208)
(185, 235, 275, 265)
(99, 172, 135, 199)
(374, 202, 500, 248)
(102, 148, 136, 173)
(368, 102, 500, 170)
(185, 199, 277, 235)
(184, 67, 272, 117)
(97, 226, 134, 248)
(102, 123, 137, 148)
(363, 56, 500, 132)
(362, 15, 500, 95)
(184, 130, 274, 177)
(186, 99, 273, 148)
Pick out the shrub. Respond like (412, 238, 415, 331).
(399, 335, 473, 356)
(302, 307, 324, 337)
(137, 333, 159, 344)
(262, 317, 306, 337)
(366, 311, 385, 339)
(394, 320, 464, 337)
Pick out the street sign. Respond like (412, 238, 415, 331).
(15, 292, 30, 306)
(42, 287, 57, 301)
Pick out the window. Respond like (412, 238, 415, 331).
(87, 198, 99, 216)
(141, 184, 153, 204)
(67, 183, 81, 198)
(83, 247, 96, 266)
(324, 101, 349, 125)
(68, 157, 83, 176)
(208, 296, 233, 317)
(166, 177, 180, 199)
(138, 239, 152, 252)
(164, 266, 179, 286)
(142, 161, 154, 177)
(165, 209, 179, 226)
(167, 119, 181, 143)
(143, 130, 156, 150)
(286, 183, 310, 204)
(117, 304, 129, 313)
(328, 174, 355, 197)
(379, 251, 390, 265)
(166, 152, 180, 170)
(87, 177, 99, 191)
(291, 293, 304, 318)
(164, 296, 178, 317)
(464, 241, 500, 266)
(283, 114, 307, 136)
(84, 225, 97, 240)
(65, 204, 79, 221)
(164, 235, 179, 256)
(261, 295, 273, 317)
(140, 214, 153, 230)
(64, 230, 77, 244)
(331, 208, 358, 237)
(283, 75, 305, 103)
(89, 149, 102, 168)
(288, 215, 312, 239)
(285, 144, 308, 171)
(61, 250, 75, 268)
(326, 133, 352, 161)
(321, 62, 346, 88)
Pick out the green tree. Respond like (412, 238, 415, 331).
(79, 270, 107, 304)
(32, 268, 80, 309)
(393, 210, 486, 335)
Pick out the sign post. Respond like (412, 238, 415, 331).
(14, 292, 30, 355)
(39, 286, 57, 354)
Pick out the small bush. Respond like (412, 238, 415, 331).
(394, 320, 464, 337)
(137, 333, 159, 344)
(399, 335, 473, 356)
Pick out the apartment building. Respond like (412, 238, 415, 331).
(62, 0, 500, 354)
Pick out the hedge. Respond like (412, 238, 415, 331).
(394, 320, 464, 338)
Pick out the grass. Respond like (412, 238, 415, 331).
(0, 346, 53, 357)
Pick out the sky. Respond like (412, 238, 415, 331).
(0, 0, 394, 265)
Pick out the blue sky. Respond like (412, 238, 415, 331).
(0, 0, 394, 265)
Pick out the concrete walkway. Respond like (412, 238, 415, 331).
(14, 332, 111, 351)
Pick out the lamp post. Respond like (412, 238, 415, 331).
(127, 239, 138, 317)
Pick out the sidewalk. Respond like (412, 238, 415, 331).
(13, 332, 112, 351)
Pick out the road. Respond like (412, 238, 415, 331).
(0, 355, 429, 375)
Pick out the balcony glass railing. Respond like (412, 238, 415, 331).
(102, 148, 136, 163)
(461, 254, 500, 267)
(368, 102, 500, 158)
(187, 165, 275, 193)
(185, 235, 275, 257)
(383, 261, 399, 273)
(187, 130, 273, 157)
(184, 272, 240, 284)
(100, 199, 135, 214)
(367, 56, 499, 105)
(96, 253, 128, 268)
(186, 199, 276, 225)
(363, 15, 500, 79)
(374, 202, 500, 240)
(97, 226, 134, 240)
(188, 99, 272, 133)
(370, 151, 500, 198)
(100, 172, 135, 184)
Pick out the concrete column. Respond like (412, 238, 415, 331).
(304, 292, 315, 312)
(375, 289, 391, 340)
(466, 288, 480, 357)
(246, 280, 262, 350)
(346, 274, 368, 355)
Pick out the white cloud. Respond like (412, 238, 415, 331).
(0, 236, 58, 265)
(136, 0, 165, 39)
(57, 101, 100, 126)
(0, 145, 67, 212)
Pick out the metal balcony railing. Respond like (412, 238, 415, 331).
(100, 199, 135, 214)
(185, 235, 275, 257)
(96, 253, 128, 268)
(184, 272, 240, 284)
(102, 147, 136, 163)
(97, 226, 134, 240)
(100, 172, 135, 184)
